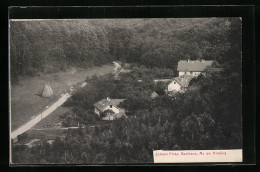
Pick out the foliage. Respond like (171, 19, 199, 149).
(100, 109, 115, 118)
(122, 66, 175, 79)
(10, 18, 239, 83)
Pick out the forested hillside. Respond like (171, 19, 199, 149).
(10, 18, 241, 83)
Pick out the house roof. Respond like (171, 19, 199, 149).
(94, 98, 125, 112)
(110, 99, 125, 106)
(177, 60, 214, 72)
(172, 74, 193, 87)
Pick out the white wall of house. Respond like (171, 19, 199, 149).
(94, 104, 120, 119)
(179, 71, 186, 76)
(104, 105, 120, 114)
(192, 72, 202, 76)
(94, 107, 101, 115)
(168, 80, 182, 92)
(179, 71, 203, 77)
(102, 114, 115, 121)
(179, 71, 206, 77)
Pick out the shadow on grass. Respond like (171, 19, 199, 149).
(35, 93, 51, 99)
(35, 93, 42, 97)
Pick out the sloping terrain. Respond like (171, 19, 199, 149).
(11, 65, 113, 131)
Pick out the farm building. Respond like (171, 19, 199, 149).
(177, 59, 214, 77)
(94, 97, 125, 120)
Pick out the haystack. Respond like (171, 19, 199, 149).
(41, 84, 53, 98)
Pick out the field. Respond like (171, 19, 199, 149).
(10, 65, 114, 131)
(32, 106, 71, 129)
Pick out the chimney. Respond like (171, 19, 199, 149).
(107, 97, 110, 101)
(201, 59, 205, 63)
(187, 59, 190, 63)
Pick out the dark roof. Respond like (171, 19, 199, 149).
(177, 60, 214, 72)
(94, 98, 125, 112)
(172, 74, 193, 87)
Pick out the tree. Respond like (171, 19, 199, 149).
(181, 113, 215, 149)
(100, 109, 115, 118)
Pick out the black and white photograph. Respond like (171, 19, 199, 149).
(9, 17, 243, 164)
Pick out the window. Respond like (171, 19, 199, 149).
(174, 82, 176, 84)
(110, 105, 112, 108)
(190, 72, 193, 74)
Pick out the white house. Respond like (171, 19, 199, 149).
(166, 74, 193, 94)
(94, 97, 125, 120)
(177, 59, 214, 77)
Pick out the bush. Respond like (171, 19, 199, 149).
(100, 109, 115, 118)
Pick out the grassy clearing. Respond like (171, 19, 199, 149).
(26, 128, 66, 140)
(11, 64, 114, 131)
(32, 106, 71, 129)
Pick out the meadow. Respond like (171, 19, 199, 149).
(11, 64, 113, 131)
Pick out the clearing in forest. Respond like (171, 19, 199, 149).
(10, 64, 113, 131)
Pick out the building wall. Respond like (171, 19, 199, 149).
(192, 72, 202, 77)
(179, 71, 194, 76)
(179, 71, 207, 77)
(94, 107, 101, 115)
(94, 105, 120, 116)
(179, 71, 186, 76)
(168, 80, 182, 92)
(104, 105, 120, 114)
(102, 114, 115, 121)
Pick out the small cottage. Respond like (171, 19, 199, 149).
(167, 74, 193, 93)
(94, 97, 125, 120)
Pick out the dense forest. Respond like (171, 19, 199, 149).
(10, 18, 240, 83)
(11, 18, 242, 164)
